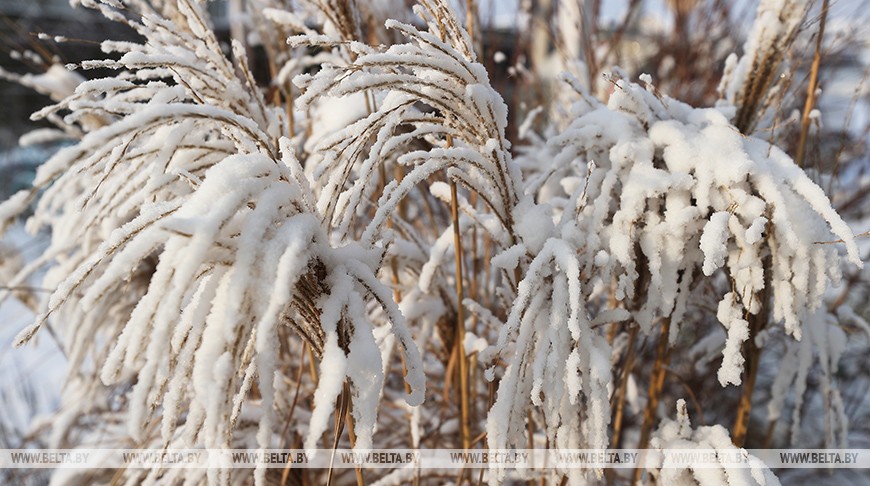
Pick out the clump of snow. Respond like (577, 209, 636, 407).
(647, 400, 781, 485)
(700, 211, 732, 276)
(550, 74, 861, 339)
(716, 294, 750, 386)
(745, 216, 768, 244)
(513, 198, 555, 254)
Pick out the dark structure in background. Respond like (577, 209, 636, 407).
(1, 1, 120, 146)
(0, 0, 519, 152)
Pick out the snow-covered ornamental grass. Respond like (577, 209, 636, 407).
(0, 0, 866, 484)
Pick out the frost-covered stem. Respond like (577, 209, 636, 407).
(733, 323, 762, 447)
(610, 324, 638, 450)
(733, 254, 773, 446)
(795, 0, 829, 168)
(633, 317, 671, 484)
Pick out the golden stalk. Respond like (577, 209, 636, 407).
(795, 0, 829, 168)
(447, 133, 472, 451)
(344, 388, 366, 486)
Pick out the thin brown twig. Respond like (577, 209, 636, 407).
(814, 230, 870, 245)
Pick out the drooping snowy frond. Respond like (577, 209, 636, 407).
(483, 237, 614, 481)
(293, 0, 522, 243)
(553, 75, 861, 345)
